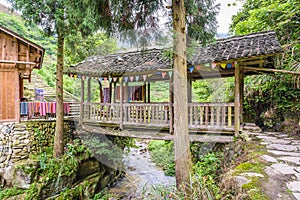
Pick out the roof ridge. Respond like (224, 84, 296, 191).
(215, 30, 276, 44)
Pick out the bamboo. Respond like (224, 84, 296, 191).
(243, 66, 300, 75)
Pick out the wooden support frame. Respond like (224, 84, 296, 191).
(169, 74, 174, 134)
(234, 61, 241, 135)
(79, 78, 85, 126)
(120, 78, 124, 130)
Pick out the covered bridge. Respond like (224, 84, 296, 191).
(66, 31, 283, 142)
(0, 25, 45, 122)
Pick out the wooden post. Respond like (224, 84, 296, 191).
(109, 81, 112, 103)
(120, 77, 124, 130)
(98, 80, 103, 103)
(147, 81, 151, 103)
(79, 77, 85, 126)
(234, 61, 241, 136)
(187, 77, 192, 103)
(113, 81, 117, 103)
(240, 68, 244, 125)
(87, 77, 91, 119)
(172, 0, 191, 191)
(142, 83, 146, 103)
(169, 74, 174, 134)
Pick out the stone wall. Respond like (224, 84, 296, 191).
(0, 120, 75, 168)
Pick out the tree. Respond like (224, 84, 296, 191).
(8, 0, 110, 157)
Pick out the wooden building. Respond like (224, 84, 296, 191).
(0, 25, 44, 122)
(66, 31, 282, 141)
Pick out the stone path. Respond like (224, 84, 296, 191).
(251, 131, 300, 199)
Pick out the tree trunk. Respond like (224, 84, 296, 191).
(53, 33, 65, 158)
(172, 0, 191, 192)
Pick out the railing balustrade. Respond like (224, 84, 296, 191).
(20, 101, 234, 130)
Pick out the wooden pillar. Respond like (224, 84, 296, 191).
(240, 68, 244, 125)
(169, 75, 174, 134)
(120, 78, 124, 130)
(113, 81, 117, 103)
(147, 81, 150, 103)
(87, 77, 91, 103)
(109, 81, 112, 103)
(234, 61, 241, 135)
(79, 77, 85, 126)
(87, 77, 91, 119)
(142, 83, 146, 103)
(98, 80, 103, 103)
(125, 82, 129, 102)
(172, 0, 191, 191)
(187, 77, 192, 103)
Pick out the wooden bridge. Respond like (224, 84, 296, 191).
(13, 31, 284, 143)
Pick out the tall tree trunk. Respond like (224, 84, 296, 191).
(53, 33, 64, 158)
(172, 0, 191, 191)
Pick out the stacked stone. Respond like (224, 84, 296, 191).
(0, 123, 31, 168)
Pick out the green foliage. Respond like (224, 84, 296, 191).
(0, 187, 24, 199)
(148, 140, 175, 176)
(25, 183, 40, 200)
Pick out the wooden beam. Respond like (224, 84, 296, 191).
(187, 77, 192, 103)
(81, 125, 234, 143)
(0, 60, 36, 65)
(240, 68, 244, 124)
(87, 77, 91, 102)
(234, 61, 241, 136)
(242, 66, 300, 75)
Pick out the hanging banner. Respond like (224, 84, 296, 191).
(161, 72, 167, 78)
(74, 74, 77, 79)
(108, 76, 112, 82)
(221, 63, 226, 69)
(189, 66, 195, 72)
(70, 74, 73, 78)
(143, 74, 147, 81)
(124, 76, 128, 82)
(226, 63, 233, 69)
(113, 77, 118, 82)
(78, 75, 81, 79)
(168, 71, 173, 77)
(130, 76, 134, 82)
(135, 75, 139, 82)
(82, 76, 85, 80)
(211, 62, 217, 69)
(99, 77, 103, 83)
(196, 65, 202, 70)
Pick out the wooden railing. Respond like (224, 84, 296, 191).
(188, 102, 234, 129)
(81, 102, 234, 130)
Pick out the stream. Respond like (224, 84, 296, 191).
(109, 140, 175, 199)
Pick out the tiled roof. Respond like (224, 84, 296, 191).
(190, 30, 283, 65)
(67, 31, 283, 77)
(68, 48, 171, 77)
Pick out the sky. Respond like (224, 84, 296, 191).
(0, 0, 241, 34)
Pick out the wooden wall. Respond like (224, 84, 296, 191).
(0, 31, 21, 121)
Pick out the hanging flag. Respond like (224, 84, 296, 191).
(78, 75, 81, 79)
(135, 75, 139, 82)
(82, 76, 85, 80)
(162, 72, 167, 78)
(196, 65, 201, 70)
(227, 63, 233, 69)
(70, 74, 73, 78)
(211, 62, 217, 69)
(143, 74, 147, 81)
(113, 77, 118, 82)
(130, 76, 134, 82)
(104, 77, 108, 83)
(189, 66, 195, 72)
(204, 63, 210, 67)
(108, 76, 112, 82)
(124, 76, 128, 82)
(74, 74, 77, 79)
(99, 77, 103, 83)
(221, 63, 226, 69)
(168, 71, 173, 77)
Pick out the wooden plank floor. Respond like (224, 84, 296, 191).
(81, 124, 234, 143)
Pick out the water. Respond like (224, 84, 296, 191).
(109, 140, 175, 199)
